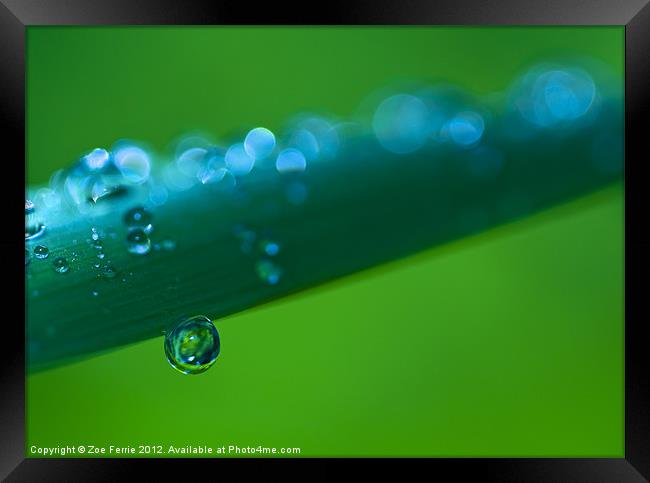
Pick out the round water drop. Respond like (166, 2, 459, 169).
(101, 264, 118, 279)
(123, 206, 153, 229)
(177, 147, 208, 178)
(126, 228, 151, 255)
(447, 111, 485, 146)
(25, 199, 34, 215)
(542, 70, 595, 121)
(276, 148, 307, 174)
(113, 146, 151, 184)
(256, 259, 282, 285)
(225, 143, 255, 176)
(244, 127, 276, 160)
(164, 315, 220, 375)
(34, 245, 49, 259)
(259, 240, 280, 256)
(91, 289, 99, 297)
(83, 148, 110, 171)
(53, 257, 69, 274)
(373, 94, 430, 154)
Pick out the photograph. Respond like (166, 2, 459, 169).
(1, 0, 648, 480)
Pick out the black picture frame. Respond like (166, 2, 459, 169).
(2, 0, 647, 480)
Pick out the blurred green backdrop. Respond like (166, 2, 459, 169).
(26, 27, 623, 456)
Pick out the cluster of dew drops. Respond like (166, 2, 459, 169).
(25, 62, 608, 375)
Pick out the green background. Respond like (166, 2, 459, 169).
(26, 27, 624, 456)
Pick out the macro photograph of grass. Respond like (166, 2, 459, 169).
(25, 26, 623, 457)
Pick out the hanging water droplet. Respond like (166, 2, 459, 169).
(33, 245, 49, 259)
(255, 259, 282, 285)
(164, 315, 220, 375)
(53, 257, 69, 274)
(126, 228, 151, 255)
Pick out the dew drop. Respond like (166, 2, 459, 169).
(126, 228, 151, 255)
(34, 245, 49, 259)
(53, 257, 69, 274)
(256, 259, 282, 285)
(164, 315, 220, 375)
(100, 264, 118, 279)
(91, 289, 99, 297)
(123, 206, 153, 229)
(258, 240, 280, 256)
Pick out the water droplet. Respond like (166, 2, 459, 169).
(97, 252, 106, 260)
(53, 257, 69, 274)
(25, 199, 34, 215)
(258, 240, 280, 256)
(225, 143, 255, 176)
(123, 206, 153, 229)
(446, 111, 485, 147)
(255, 259, 282, 285)
(244, 127, 276, 161)
(91, 228, 100, 241)
(83, 148, 110, 171)
(93, 240, 104, 250)
(276, 148, 307, 174)
(34, 245, 49, 259)
(113, 146, 151, 184)
(373, 94, 430, 154)
(126, 228, 151, 255)
(91, 289, 99, 296)
(100, 264, 118, 279)
(164, 315, 220, 375)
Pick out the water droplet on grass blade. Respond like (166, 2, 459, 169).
(34, 245, 49, 259)
(126, 228, 151, 255)
(53, 257, 69, 273)
(164, 315, 220, 375)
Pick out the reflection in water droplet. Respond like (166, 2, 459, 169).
(101, 264, 118, 279)
(34, 245, 49, 259)
(126, 228, 151, 255)
(164, 315, 220, 375)
(97, 252, 105, 260)
(53, 257, 69, 273)
(256, 259, 282, 285)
